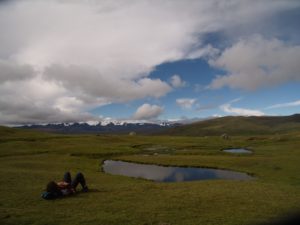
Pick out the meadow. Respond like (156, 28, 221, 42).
(0, 126, 300, 225)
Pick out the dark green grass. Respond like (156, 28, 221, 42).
(0, 127, 300, 225)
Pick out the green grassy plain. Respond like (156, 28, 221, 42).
(0, 126, 300, 225)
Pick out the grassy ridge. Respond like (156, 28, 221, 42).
(161, 114, 300, 136)
(0, 126, 300, 225)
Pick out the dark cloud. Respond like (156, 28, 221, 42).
(0, 60, 35, 82)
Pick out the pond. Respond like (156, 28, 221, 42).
(102, 160, 253, 182)
(223, 148, 252, 154)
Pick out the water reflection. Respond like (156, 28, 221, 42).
(223, 148, 252, 154)
(102, 160, 253, 182)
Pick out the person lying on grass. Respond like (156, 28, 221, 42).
(42, 172, 88, 200)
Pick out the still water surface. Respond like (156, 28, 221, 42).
(223, 148, 252, 154)
(102, 160, 253, 182)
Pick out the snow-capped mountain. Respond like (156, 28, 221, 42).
(20, 121, 181, 134)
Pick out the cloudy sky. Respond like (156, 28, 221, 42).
(1, 0, 300, 125)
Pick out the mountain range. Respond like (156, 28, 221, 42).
(18, 114, 300, 135)
(20, 122, 180, 134)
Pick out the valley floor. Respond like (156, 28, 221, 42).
(0, 129, 300, 225)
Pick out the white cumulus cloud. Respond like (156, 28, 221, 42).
(170, 74, 186, 88)
(220, 98, 264, 116)
(133, 104, 164, 120)
(176, 98, 197, 109)
(209, 35, 300, 90)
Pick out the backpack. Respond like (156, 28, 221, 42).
(41, 191, 60, 200)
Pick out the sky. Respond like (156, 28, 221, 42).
(0, 0, 300, 125)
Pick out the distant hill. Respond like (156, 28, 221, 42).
(0, 125, 50, 139)
(0, 125, 20, 136)
(160, 114, 300, 136)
